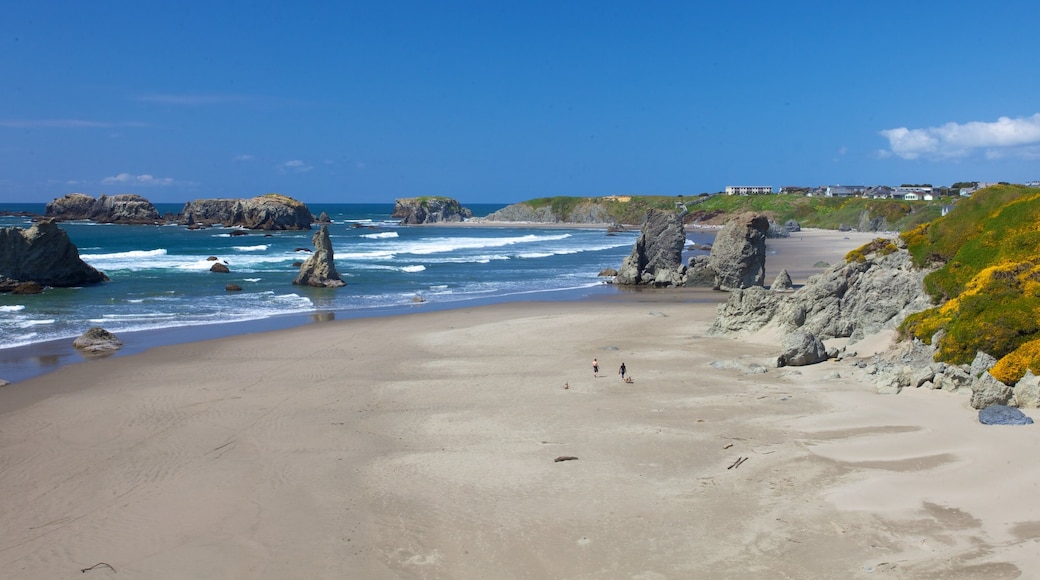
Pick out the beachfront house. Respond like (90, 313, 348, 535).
(824, 185, 866, 197)
(725, 186, 773, 195)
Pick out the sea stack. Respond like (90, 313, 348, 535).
(0, 219, 108, 289)
(293, 225, 345, 288)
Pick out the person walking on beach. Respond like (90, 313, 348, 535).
(619, 362, 626, 381)
(592, 358, 599, 377)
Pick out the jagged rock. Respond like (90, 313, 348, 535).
(392, 197, 472, 224)
(709, 286, 784, 336)
(709, 242, 929, 343)
(317, 211, 331, 223)
(683, 255, 715, 287)
(598, 268, 618, 277)
(769, 269, 793, 291)
(970, 351, 998, 379)
(210, 263, 230, 273)
(784, 220, 801, 233)
(970, 372, 1014, 409)
(180, 194, 313, 230)
(709, 213, 768, 291)
(934, 364, 973, 393)
(978, 405, 1034, 425)
(0, 220, 108, 288)
(72, 327, 122, 354)
(45, 193, 161, 224)
(614, 209, 685, 286)
(1012, 371, 1040, 408)
(777, 329, 828, 367)
(766, 219, 791, 238)
(229, 230, 249, 237)
(9, 281, 45, 294)
(294, 225, 345, 288)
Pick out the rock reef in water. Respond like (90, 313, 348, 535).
(45, 193, 161, 224)
(0, 219, 108, 290)
(180, 194, 313, 230)
(392, 197, 473, 224)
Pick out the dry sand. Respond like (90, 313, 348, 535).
(1, 229, 1038, 579)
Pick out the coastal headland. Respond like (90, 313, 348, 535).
(1, 228, 1037, 578)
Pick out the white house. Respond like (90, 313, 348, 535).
(725, 186, 773, 195)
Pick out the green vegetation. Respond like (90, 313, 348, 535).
(259, 193, 305, 207)
(845, 238, 898, 263)
(514, 194, 944, 230)
(897, 184, 1040, 384)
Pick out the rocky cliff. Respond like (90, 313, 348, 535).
(475, 200, 612, 224)
(392, 197, 472, 224)
(0, 220, 108, 289)
(45, 193, 161, 224)
(180, 194, 313, 230)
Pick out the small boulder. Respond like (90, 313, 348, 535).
(979, 405, 1034, 425)
(970, 372, 1013, 409)
(73, 327, 123, 354)
(1012, 371, 1040, 408)
(225, 283, 242, 292)
(210, 262, 230, 273)
(777, 329, 828, 367)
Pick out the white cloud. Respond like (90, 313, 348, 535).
(101, 172, 175, 186)
(280, 159, 314, 173)
(880, 113, 1040, 160)
(233, 154, 254, 162)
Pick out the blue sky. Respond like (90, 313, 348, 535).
(3, 1, 1039, 204)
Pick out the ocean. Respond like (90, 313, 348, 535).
(0, 203, 715, 382)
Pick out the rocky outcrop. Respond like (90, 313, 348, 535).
(614, 209, 686, 286)
(710, 241, 930, 344)
(475, 200, 612, 224)
(0, 220, 108, 289)
(293, 225, 345, 288)
(72, 327, 122, 354)
(709, 213, 769, 291)
(180, 194, 312, 230)
(392, 197, 472, 224)
(45, 193, 161, 224)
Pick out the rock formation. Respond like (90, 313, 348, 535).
(392, 197, 473, 224)
(474, 200, 612, 224)
(45, 193, 161, 224)
(777, 329, 829, 367)
(614, 209, 686, 286)
(72, 327, 123, 354)
(0, 220, 108, 289)
(180, 194, 313, 230)
(769, 269, 793, 292)
(293, 225, 346, 288)
(708, 213, 769, 291)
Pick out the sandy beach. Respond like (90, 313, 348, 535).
(2, 229, 1037, 579)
